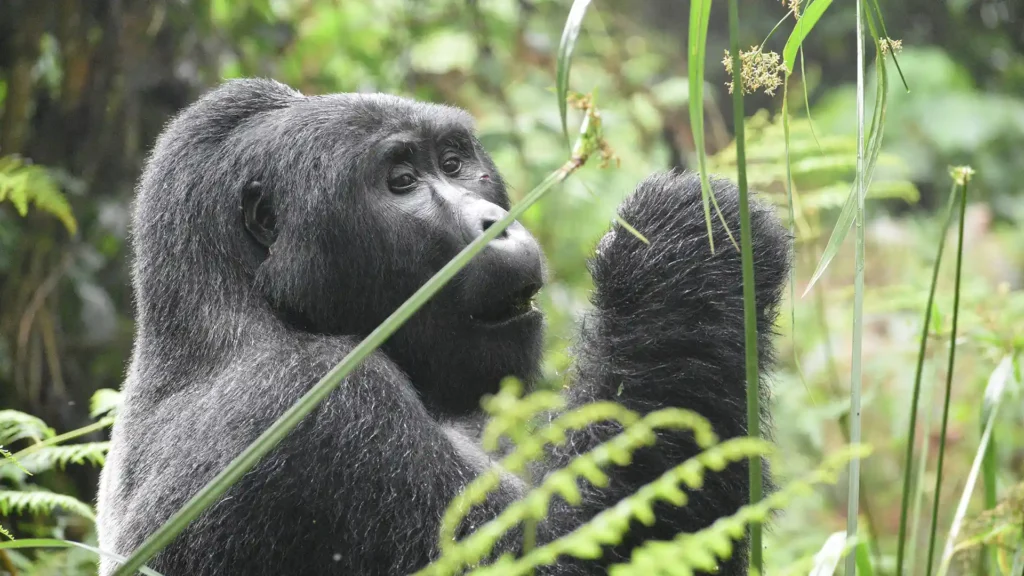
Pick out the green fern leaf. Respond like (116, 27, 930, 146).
(0, 155, 78, 235)
(0, 410, 55, 445)
(90, 388, 124, 419)
(0, 489, 95, 522)
(17, 442, 111, 473)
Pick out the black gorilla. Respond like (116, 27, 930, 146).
(96, 78, 791, 575)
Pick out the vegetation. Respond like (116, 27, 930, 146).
(1, 0, 1023, 574)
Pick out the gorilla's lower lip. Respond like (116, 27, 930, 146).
(471, 303, 541, 327)
(470, 288, 542, 326)
(469, 281, 543, 326)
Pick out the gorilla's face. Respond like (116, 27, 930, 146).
(245, 94, 546, 415)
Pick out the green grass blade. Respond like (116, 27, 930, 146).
(783, 0, 834, 74)
(782, 78, 798, 351)
(1011, 544, 1024, 576)
(726, 0, 763, 573)
(925, 169, 972, 576)
(936, 355, 1014, 576)
(865, 0, 909, 91)
(800, 48, 823, 150)
(845, 2, 867, 574)
(689, 0, 717, 253)
(895, 179, 961, 576)
(809, 531, 856, 575)
(855, 533, 876, 576)
(977, 425, 997, 576)
(906, 363, 938, 576)
(803, 6, 889, 297)
(0, 538, 165, 576)
(556, 0, 592, 144)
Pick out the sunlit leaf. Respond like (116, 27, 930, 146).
(783, 0, 834, 74)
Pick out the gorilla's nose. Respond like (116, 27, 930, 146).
(467, 201, 539, 266)
(473, 202, 511, 240)
(460, 197, 546, 304)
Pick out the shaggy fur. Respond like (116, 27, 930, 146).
(96, 78, 791, 576)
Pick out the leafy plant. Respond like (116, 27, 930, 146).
(0, 155, 77, 236)
(0, 389, 121, 559)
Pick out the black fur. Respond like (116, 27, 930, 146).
(96, 78, 791, 576)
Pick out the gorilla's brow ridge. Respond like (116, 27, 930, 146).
(438, 130, 473, 153)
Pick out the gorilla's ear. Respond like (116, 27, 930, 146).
(242, 181, 277, 249)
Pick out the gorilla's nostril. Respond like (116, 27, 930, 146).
(482, 218, 509, 238)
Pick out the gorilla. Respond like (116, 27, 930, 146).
(96, 78, 791, 576)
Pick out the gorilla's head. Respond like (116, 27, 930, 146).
(132, 79, 545, 415)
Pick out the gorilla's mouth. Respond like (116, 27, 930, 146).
(472, 282, 542, 326)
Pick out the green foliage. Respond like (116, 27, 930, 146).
(0, 490, 95, 523)
(0, 155, 77, 235)
(947, 482, 1024, 575)
(0, 411, 54, 446)
(418, 378, 871, 575)
(0, 389, 121, 542)
(16, 442, 111, 473)
(611, 445, 871, 575)
(422, 377, 727, 574)
(708, 110, 918, 242)
(783, 0, 834, 74)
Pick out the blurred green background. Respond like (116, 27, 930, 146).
(1, 0, 1023, 574)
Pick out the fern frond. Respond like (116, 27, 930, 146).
(16, 442, 111, 473)
(0, 489, 95, 522)
(0, 155, 78, 235)
(424, 404, 721, 575)
(607, 444, 873, 575)
(90, 388, 124, 419)
(0, 410, 55, 445)
(0, 445, 30, 477)
(469, 437, 774, 576)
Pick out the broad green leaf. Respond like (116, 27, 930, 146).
(783, 0, 834, 74)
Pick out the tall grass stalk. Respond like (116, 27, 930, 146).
(725, 0, 763, 572)
(978, 424, 995, 569)
(924, 169, 972, 576)
(906, 364, 938, 575)
(110, 114, 602, 576)
(895, 172, 963, 576)
(936, 355, 1014, 576)
(845, 1, 867, 574)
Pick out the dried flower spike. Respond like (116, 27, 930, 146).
(783, 0, 802, 19)
(880, 37, 903, 56)
(949, 165, 975, 186)
(722, 47, 788, 97)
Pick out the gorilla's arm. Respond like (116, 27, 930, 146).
(538, 172, 791, 568)
(120, 337, 531, 576)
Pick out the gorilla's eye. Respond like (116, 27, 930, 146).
(388, 171, 417, 193)
(441, 156, 462, 176)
